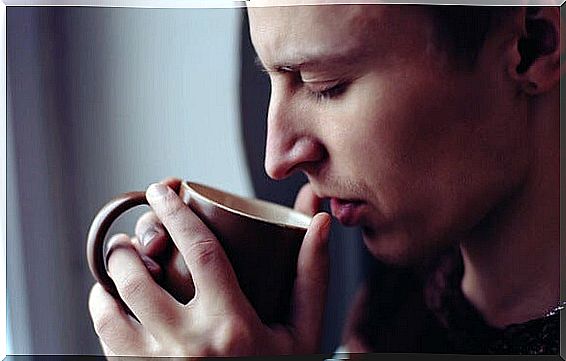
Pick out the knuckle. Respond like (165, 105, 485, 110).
(215, 317, 254, 354)
(160, 339, 210, 357)
(93, 311, 119, 338)
(158, 309, 183, 330)
(184, 238, 220, 269)
(160, 197, 185, 220)
(119, 272, 149, 301)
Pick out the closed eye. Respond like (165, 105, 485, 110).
(310, 82, 349, 102)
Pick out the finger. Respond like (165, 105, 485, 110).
(140, 253, 163, 280)
(132, 239, 164, 282)
(133, 176, 182, 258)
(294, 183, 322, 216)
(131, 236, 195, 305)
(159, 177, 182, 192)
(113, 236, 163, 281)
(89, 283, 149, 356)
(145, 183, 242, 305)
(290, 212, 331, 350)
(134, 211, 170, 258)
(106, 234, 183, 337)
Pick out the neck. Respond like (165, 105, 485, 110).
(459, 91, 560, 329)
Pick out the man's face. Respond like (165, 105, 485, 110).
(248, 5, 530, 265)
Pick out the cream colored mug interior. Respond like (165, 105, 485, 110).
(184, 182, 312, 229)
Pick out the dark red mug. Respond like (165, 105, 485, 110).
(86, 181, 311, 324)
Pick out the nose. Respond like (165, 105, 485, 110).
(264, 96, 326, 180)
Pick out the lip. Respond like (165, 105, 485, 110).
(330, 197, 366, 226)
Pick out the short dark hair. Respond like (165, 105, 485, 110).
(425, 6, 520, 67)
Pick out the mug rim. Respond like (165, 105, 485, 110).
(183, 181, 312, 230)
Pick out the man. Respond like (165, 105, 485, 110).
(88, 3, 561, 356)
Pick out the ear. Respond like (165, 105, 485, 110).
(507, 7, 560, 95)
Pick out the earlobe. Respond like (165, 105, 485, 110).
(508, 7, 560, 95)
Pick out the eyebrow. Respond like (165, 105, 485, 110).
(254, 56, 295, 74)
(254, 45, 368, 75)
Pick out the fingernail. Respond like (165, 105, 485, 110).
(147, 183, 169, 200)
(105, 234, 129, 266)
(106, 234, 124, 249)
(141, 255, 162, 280)
(306, 213, 330, 240)
(141, 229, 158, 246)
(321, 214, 332, 235)
(312, 212, 331, 229)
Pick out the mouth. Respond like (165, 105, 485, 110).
(329, 197, 366, 226)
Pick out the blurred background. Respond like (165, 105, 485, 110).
(7, 6, 369, 355)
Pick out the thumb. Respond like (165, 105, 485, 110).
(291, 212, 332, 352)
(294, 183, 322, 216)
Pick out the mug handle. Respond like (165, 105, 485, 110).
(86, 191, 147, 300)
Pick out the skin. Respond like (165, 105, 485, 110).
(88, 4, 561, 355)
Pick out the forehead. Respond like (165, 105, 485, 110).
(247, 5, 432, 68)
(249, 5, 375, 48)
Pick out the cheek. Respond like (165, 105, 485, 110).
(335, 77, 443, 214)
(318, 68, 527, 236)
(372, 73, 527, 237)
(328, 74, 500, 222)
(311, 81, 435, 234)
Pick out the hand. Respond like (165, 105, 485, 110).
(129, 177, 195, 304)
(88, 181, 331, 356)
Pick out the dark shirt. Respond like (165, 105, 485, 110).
(351, 248, 559, 354)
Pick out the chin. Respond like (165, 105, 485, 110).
(362, 228, 447, 268)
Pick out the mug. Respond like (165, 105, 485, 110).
(86, 181, 312, 324)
